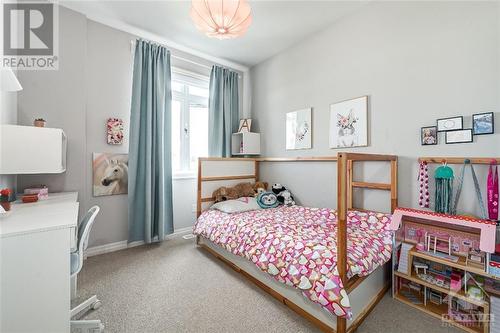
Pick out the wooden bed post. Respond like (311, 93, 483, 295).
(254, 160, 260, 182)
(196, 158, 202, 218)
(390, 159, 398, 213)
(337, 152, 348, 333)
(347, 159, 353, 210)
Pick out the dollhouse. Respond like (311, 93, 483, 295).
(390, 207, 497, 333)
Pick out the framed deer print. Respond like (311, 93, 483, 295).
(329, 96, 368, 148)
(92, 153, 129, 196)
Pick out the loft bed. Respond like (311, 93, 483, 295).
(194, 152, 398, 333)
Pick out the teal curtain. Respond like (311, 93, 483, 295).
(128, 39, 173, 243)
(208, 66, 239, 157)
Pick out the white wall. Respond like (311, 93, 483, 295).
(0, 90, 18, 190)
(16, 6, 235, 247)
(17, 8, 87, 216)
(251, 1, 500, 216)
(84, 20, 200, 245)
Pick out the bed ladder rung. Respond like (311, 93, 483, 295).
(351, 181, 391, 190)
(200, 175, 256, 182)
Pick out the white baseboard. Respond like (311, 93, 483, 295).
(85, 226, 193, 257)
(165, 226, 193, 239)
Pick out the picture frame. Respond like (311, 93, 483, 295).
(421, 126, 438, 145)
(329, 95, 368, 148)
(107, 118, 124, 145)
(445, 129, 473, 144)
(472, 112, 494, 135)
(93, 153, 129, 196)
(286, 108, 312, 150)
(437, 116, 463, 132)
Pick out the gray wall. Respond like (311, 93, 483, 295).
(0, 90, 18, 190)
(17, 8, 87, 215)
(16, 6, 223, 247)
(251, 1, 500, 216)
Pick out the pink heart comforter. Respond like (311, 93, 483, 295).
(193, 206, 393, 319)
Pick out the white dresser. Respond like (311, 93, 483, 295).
(0, 192, 79, 333)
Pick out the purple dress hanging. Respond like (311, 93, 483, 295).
(488, 160, 499, 220)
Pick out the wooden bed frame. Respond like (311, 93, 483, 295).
(195, 152, 398, 333)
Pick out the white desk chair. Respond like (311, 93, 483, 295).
(70, 206, 104, 332)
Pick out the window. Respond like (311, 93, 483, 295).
(171, 69, 209, 177)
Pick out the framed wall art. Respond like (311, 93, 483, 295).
(421, 126, 438, 145)
(437, 116, 463, 132)
(93, 153, 129, 196)
(472, 112, 494, 135)
(107, 118, 124, 145)
(286, 108, 312, 150)
(445, 129, 473, 144)
(329, 96, 368, 148)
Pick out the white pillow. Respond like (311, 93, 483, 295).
(211, 197, 262, 214)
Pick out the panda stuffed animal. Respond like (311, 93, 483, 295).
(271, 183, 296, 206)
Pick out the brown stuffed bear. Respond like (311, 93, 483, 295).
(213, 182, 257, 203)
(253, 181, 268, 195)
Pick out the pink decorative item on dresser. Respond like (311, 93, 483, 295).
(24, 186, 49, 200)
(487, 160, 498, 220)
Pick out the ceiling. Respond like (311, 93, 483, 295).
(60, 1, 367, 68)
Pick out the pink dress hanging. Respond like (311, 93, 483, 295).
(488, 160, 499, 220)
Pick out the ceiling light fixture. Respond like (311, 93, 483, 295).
(190, 0, 252, 39)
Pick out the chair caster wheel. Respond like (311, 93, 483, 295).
(92, 300, 102, 310)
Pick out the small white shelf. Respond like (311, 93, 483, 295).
(0, 125, 67, 174)
(232, 132, 260, 156)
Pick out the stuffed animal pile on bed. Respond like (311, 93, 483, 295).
(211, 181, 296, 210)
(256, 183, 296, 208)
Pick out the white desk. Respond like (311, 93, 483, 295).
(0, 192, 79, 333)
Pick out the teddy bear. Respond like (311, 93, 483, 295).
(271, 183, 296, 206)
(253, 181, 268, 195)
(234, 182, 257, 197)
(212, 182, 258, 203)
(212, 186, 239, 203)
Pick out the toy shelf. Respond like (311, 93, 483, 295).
(394, 244, 491, 333)
(411, 249, 499, 281)
(394, 270, 488, 308)
(231, 132, 260, 156)
(395, 291, 484, 333)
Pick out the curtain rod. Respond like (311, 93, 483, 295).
(130, 39, 242, 78)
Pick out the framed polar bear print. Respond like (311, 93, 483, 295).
(329, 96, 368, 148)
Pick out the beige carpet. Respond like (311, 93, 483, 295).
(75, 237, 461, 333)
